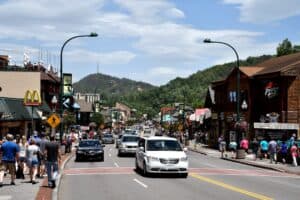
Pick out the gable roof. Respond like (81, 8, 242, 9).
(239, 66, 264, 76)
(255, 52, 300, 76)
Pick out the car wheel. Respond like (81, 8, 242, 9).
(135, 158, 140, 172)
(181, 173, 188, 178)
(118, 151, 122, 157)
(143, 161, 148, 177)
(100, 154, 104, 162)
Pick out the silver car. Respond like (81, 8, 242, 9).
(118, 135, 139, 156)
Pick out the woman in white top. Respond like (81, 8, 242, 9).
(17, 136, 27, 179)
(26, 139, 40, 184)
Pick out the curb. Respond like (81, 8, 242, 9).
(188, 147, 208, 155)
(52, 153, 74, 200)
(189, 147, 300, 176)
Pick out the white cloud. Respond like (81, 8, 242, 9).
(65, 49, 136, 65)
(223, 0, 300, 23)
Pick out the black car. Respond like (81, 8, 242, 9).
(75, 139, 105, 161)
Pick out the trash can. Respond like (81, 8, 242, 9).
(236, 149, 245, 159)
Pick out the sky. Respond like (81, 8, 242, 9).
(0, 0, 300, 86)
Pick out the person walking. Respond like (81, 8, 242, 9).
(260, 139, 268, 159)
(218, 135, 226, 158)
(26, 139, 40, 184)
(251, 138, 259, 160)
(45, 135, 61, 188)
(228, 141, 237, 158)
(17, 136, 27, 179)
(290, 143, 298, 167)
(240, 137, 249, 153)
(268, 139, 277, 164)
(0, 134, 20, 186)
(38, 133, 48, 177)
(279, 141, 288, 164)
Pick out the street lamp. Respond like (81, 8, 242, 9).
(203, 38, 241, 142)
(59, 32, 98, 143)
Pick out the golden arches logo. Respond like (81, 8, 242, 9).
(24, 90, 42, 106)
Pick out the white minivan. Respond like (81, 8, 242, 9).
(135, 136, 188, 178)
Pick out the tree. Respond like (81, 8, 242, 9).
(90, 113, 104, 127)
(276, 38, 294, 57)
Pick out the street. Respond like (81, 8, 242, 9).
(59, 144, 300, 200)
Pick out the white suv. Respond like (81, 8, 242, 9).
(135, 136, 188, 178)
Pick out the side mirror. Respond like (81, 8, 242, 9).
(183, 147, 188, 152)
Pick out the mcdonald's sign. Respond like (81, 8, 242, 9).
(24, 90, 42, 106)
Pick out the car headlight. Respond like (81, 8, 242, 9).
(180, 156, 188, 161)
(147, 156, 159, 162)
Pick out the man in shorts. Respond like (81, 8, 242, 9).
(0, 134, 20, 186)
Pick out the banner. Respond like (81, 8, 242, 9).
(63, 73, 73, 96)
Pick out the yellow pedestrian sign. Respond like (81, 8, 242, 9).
(47, 114, 61, 128)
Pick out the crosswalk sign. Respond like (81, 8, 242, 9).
(47, 114, 61, 128)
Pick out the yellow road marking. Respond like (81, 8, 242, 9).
(190, 173, 273, 200)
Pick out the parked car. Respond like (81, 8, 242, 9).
(118, 135, 139, 156)
(135, 136, 188, 178)
(75, 139, 105, 162)
(102, 134, 115, 144)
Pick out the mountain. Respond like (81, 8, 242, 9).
(73, 73, 156, 98)
(118, 55, 273, 117)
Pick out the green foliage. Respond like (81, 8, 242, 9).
(276, 38, 296, 57)
(90, 113, 104, 127)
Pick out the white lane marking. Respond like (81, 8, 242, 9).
(0, 196, 12, 200)
(109, 154, 112, 157)
(133, 179, 148, 188)
(114, 162, 119, 167)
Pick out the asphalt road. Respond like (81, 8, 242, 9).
(59, 144, 300, 200)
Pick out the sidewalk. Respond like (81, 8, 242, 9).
(0, 151, 73, 200)
(188, 141, 300, 176)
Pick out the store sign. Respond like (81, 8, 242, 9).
(24, 90, 41, 106)
(63, 73, 73, 97)
(264, 81, 279, 99)
(254, 122, 299, 130)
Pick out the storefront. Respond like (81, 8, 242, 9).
(254, 122, 299, 140)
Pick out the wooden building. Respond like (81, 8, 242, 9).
(206, 52, 300, 146)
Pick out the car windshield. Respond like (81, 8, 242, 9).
(147, 140, 182, 151)
(104, 134, 113, 138)
(79, 140, 101, 147)
(122, 136, 139, 142)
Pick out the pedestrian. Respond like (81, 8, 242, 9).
(279, 141, 288, 164)
(45, 135, 61, 188)
(290, 143, 298, 167)
(38, 133, 48, 177)
(26, 139, 40, 184)
(260, 139, 268, 159)
(218, 135, 226, 158)
(228, 141, 237, 158)
(268, 139, 277, 164)
(251, 138, 259, 160)
(240, 137, 249, 153)
(17, 135, 27, 179)
(0, 134, 20, 186)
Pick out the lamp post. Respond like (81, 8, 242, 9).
(203, 38, 241, 142)
(59, 32, 98, 143)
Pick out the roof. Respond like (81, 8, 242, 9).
(239, 66, 264, 76)
(255, 52, 300, 76)
(77, 99, 93, 112)
(143, 136, 177, 141)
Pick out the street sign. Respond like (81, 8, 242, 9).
(47, 114, 61, 128)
